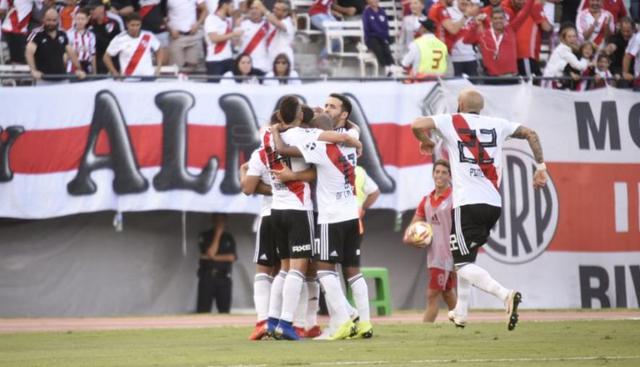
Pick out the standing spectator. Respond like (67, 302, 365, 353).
(263, 53, 300, 84)
(196, 214, 237, 314)
(25, 7, 86, 83)
(362, 0, 394, 76)
(258, 0, 295, 67)
(543, 25, 590, 88)
(166, 0, 207, 72)
(221, 52, 265, 83)
(462, 0, 533, 84)
(88, 0, 121, 74)
(448, 0, 479, 76)
(138, 0, 170, 66)
(576, 0, 614, 49)
(237, 0, 270, 73)
(399, 0, 424, 56)
(204, 0, 241, 81)
(604, 17, 635, 79)
(428, 0, 468, 51)
(67, 7, 95, 73)
(504, 0, 552, 79)
(103, 12, 165, 77)
(577, 0, 628, 23)
(401, 18, 448, 78)
(622, 31, 640, 90)
(0, 0, 35, 64)
(59, 0, 78, 31)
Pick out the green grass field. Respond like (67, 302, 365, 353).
(1, 320, 638, 367)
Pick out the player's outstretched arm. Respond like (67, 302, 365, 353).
(411, 117, 437, 154)
(511, 125, 547, 189)
(272, 166, 317, 183)
(271, 126, 303, 157)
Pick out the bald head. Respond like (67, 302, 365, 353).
(458, 88, 484, 113)
(310, 113, 334, 131)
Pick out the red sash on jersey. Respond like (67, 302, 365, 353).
(266, 29, 277, 48)
(326, 144, 356, 195)
(214, 20, 232, 55)
(243, 22, 269, 56)
(124, 34, 151, 76)
(140, 4, 155, 18)
(7, 0, 31, 34)
(592, 24, 606, 46)
(451, 114, 499, 191)
(262, 131, 306, 203)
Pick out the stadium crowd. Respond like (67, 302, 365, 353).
(0, 0, 639, 89)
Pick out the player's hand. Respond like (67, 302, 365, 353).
(271, 166, 295, 182)
(170, 29, 180, 39)
(75, 69, 86, 80)
(189, 23, 199, 35)
(419, 140, 435, 155)
(533, 169, 547, 189)
(31, 69, 43, 80)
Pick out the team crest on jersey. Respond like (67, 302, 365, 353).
(305, 142, 316, 151)
(58, 36, 65, 44)
(485, 148, 558, 265)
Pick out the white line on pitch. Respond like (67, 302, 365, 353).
(311, 355, 640, 366)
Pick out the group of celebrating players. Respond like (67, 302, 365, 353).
(239, 87, 549, 341)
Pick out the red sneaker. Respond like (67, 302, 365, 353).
(304, 325, 322, 338)
(294, 326, 306, 338)
(248, 320, 267, 341)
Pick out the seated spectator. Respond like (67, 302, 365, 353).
(221, 53, 266, 84)
(0, 0, 35, 64)
(576, 0, 614, 49)
(462, 0, 532, 84)
(604, 17, 635, 79)
(59, 0, 79, 31)
(204, 0, 242, 81)
(399, 0, 424, 56)
(26, 7, 86, 84)
(543, 25, 590, 88)
(167, 0, 208, 72)
(622, 31, 640, 90)
(448, 0, 479, 77)
(362, 0, 394, 76)
(263, 53, 301, 85)
(236, 0, 270, 73)
(103, 12, 165, 77)
(67, 7, 96, 74)
(309, 0, 340, 67)
(401, 18, 448, 79)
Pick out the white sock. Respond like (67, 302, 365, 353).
(253, 273, 272, 322)
(280, 270, 305, 322)
(457, 263, 510, 302)
(348, 274, 370, 323)
(306, 277, 320, 328)
(293, 278, 308, 328)
(267, 270, 286, 319)
(453, 275, 471, 320)
(318, 270, 350, 325)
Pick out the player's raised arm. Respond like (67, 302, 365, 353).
(510, 125, 547, 189)
(411, 116, 437, 155)
(318, 131, 362, 151)
(272, 166, 317, 183)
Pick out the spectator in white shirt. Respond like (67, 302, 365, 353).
(256, 0, 295, 67)
(448, 0, 478, 76)
(236, 0, 271, 73)
(399, 0, 424, 56)
(263, 53, 301, 85)
(204, 0, 243, 81)
(543, 25, 590, 88)
(576, 0, 614, 48)
(166, 0, 208, 72)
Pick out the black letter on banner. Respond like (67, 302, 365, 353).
(507, 155, 531, 257)
(67, 91, 148, 195)
(579, 266, 611, 308)
(575, 101, 621, 150)
(614, 266, 627, 307)
(628, 102, 640, 148)
(153, 91, 218, 194)
(218, 94, 261, 194)
(342, 93, 395, 193)
(0, 126, 25, 182)
(630, 265, 640, 306)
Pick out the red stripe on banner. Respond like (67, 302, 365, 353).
(9, 123, 429, 174)
(547, 162, 640, 252)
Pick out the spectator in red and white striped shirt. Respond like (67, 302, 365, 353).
(66, 7, 96, 73)
(576, 0, 614, 48)
(0, 0, 35, 64)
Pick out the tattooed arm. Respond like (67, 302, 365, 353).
(511, 125, 547, 189)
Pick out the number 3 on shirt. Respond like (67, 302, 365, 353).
(432, 50, 444, 69)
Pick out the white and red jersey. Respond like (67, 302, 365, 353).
(296, 138, 359, 224)
(246, 148, 272, 217)
(415, 187, 454, 271)
(262, 128, 319, 211)
(576, 9, 615, 47)
(447, 5, 476, 63)
(204, 13, 233, 62)
(106, 30, 160, 76)
(167, 0, 205, 33)
(238, 19, 270, 72)
(266, 16, 295, 67)
(431, 113, 520, 208)
(66, 28, 95, 71)
(309, 0, 333, 16)
(625, 33, 640, 78)
(0, 0, 34, 35)
(577, 0, 628, 23)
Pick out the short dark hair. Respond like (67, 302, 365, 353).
(597, 54, 610, 63)
(77, 7, 91, 16)
(432, 159, 451, 174)
(270, 110, 281, 125)
(301, 105, 314, 124)
(126, 12, 142, 23)
(278, 95, 300, 124)
(329, 93, 352, 118)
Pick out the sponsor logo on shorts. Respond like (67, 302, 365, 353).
(291, 244, 311, 253)
(486, 148, 559, 265)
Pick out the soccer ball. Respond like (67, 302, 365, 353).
(407, 221, 432, 248)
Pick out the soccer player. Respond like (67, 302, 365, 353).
(403, 159, 456, 323)
(411, 88, 547, 330)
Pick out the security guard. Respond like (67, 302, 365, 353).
(401, 17, 449, 80)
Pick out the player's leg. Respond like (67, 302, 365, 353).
(442, 271, 457, 312)
(250, 215, 276, 340)
(266, 210, 288, 336)
(342, 220, 372, 338)
(423, 267, 446, 323)
(304, 261, 322, 338)
(196, 260, 214, 313)
(292, 277, 308, 337)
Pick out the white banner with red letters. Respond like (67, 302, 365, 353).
(1, 80, 639, 308)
